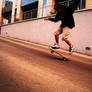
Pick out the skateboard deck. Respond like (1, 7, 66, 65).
(49, 47, 67, 61)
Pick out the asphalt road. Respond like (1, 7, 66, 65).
(0, 38, 92, 92)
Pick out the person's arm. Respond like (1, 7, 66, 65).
(49, 13, 60, 22)
(44, 13, 60, 22)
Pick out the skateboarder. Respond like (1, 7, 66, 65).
(44, 0, 80, 53)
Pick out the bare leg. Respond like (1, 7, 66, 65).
(64, 39, 72, 47)
(55, 27, 63, 44)
(55, 35, 59, 45)
(51, 27, 62, 49)
(62, 27, 74, 52)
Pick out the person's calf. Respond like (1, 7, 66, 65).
(64, 39, 72, 47)
(63, 39, 74, 53)
(55, 35, 59, 44)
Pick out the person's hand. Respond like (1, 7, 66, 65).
(44, 17, 49, 21)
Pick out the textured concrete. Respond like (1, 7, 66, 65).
(0, 37, 92, 92)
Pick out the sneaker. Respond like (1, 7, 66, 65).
(51, 43, 60, 49)
(69, 45, 74, 53)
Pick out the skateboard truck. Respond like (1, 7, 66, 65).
(50, 47, 67, 61)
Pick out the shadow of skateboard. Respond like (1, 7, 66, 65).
(49, 47, 68, 61)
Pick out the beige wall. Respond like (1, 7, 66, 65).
(46, 0, 53, 16)
(16, 0, 23, 21)
(37, 0, 55, 17)
(11, 0, 16, 23)
(51, 0, 55, 12)
(19, 8, 23, 21)
(86, 0, 92, 9)
(11, 0, 22, 23)
(0, 0, 3, 26)
(37, 0, 43, 18)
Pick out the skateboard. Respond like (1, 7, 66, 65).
(49, 47, 67, 61)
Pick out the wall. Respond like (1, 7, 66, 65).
(86, 0, 92, 9)
(0, 0, 3, 26)
(37, 0, 43, 18)
(1, 10, 92, 55)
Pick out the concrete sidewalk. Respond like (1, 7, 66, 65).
(0, 36, 92, 65)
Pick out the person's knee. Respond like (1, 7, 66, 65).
(54, 32, 59, 36)
(62, 37, 68, 41)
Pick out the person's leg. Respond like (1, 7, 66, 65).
(64, 39, 72, 47)
(55, 35, 59, 45)
(0, 26, 1, 35)
(62, 27, 74, 52)
(51, 27, 63, 49)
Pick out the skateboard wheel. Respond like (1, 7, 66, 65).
(51, 50, 54, 53)
(62, 57, 66, 61)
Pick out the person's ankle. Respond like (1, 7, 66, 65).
(69, 45, 73, 47)
(56, 43, 59, 45)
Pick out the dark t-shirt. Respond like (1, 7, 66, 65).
(49, 0, 80, 28)
(49, 7, 75, 28)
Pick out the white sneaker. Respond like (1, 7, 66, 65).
(51, 44, 60, 49)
